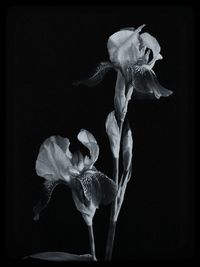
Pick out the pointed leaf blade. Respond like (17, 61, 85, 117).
(24, 252, 93, 261)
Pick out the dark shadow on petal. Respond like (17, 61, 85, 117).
(77, 172, 102, 207)
(33, 180, 61, 221)
(133, 69, 173, 99)
(97, 173, 117, 205)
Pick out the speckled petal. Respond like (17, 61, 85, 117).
(33, 180, 61, 221)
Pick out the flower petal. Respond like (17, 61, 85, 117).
(36, 137, 73, 182)
(140, 32, 162, 67)
(78, 170, 117, 206)
(73, 62, 114, 87)
(40, 136, 72, 159)
(107, 25, 145, 65)
(133, 68, 173, 99)
(77, 129, 99, 169)
(72, 189, 96, 226)
(33, 180, 61, 221)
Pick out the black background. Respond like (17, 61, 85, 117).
(5, 4, 195, 261)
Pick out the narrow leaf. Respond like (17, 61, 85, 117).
(24, 252, 93, 261)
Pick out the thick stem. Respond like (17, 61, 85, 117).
(88, 225, 97, 261)
(105, 220, 117, 261)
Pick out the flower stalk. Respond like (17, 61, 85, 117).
(74, 25, 172, 261)
(88, 225, 97, 261)
(105, 73, 132, 260)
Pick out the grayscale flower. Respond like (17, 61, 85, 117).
(74, 25, 172, 99)
(34, 129, 117, 226)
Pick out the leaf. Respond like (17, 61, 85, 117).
(24, 251, 93, 261)
(105, 111, 120, 158)
(122, 122, 133, 171)
(33, 180, 61, 221)
(73, 61, 113, 87)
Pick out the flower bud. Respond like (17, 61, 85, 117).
(122, 122, 133, 171)
(105, 111, 120, 158)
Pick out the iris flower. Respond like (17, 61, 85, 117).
(74, 25, 172, 100)
(34, 129, 117, 226)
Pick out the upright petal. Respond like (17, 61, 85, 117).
(107, 25, 145, 66)
(36, 136, 73, 183)
(77, 129, 99, 169)
(80, 170, 117, 205)
(140, 32, 162, 68)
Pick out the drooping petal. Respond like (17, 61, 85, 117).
(78, 170, 117, 206)
(107, 25, 145, 66)
(132, 68, 173, 99)
(33, 180, 61, 221)
(71, 170, 117, 225)
(77, 129, 99, 169)
(73, 62, 114, 87)
(72, 189, 96, 226)
(36, 137, 73, 183)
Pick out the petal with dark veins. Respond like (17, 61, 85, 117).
(133, 68, 173, 99)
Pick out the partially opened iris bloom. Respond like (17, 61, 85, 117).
(75, 24, 172, 100)
(34, 129, 117, 226)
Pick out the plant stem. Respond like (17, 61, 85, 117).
(105, 122, 123, 261)
(88, 225, 97, 261)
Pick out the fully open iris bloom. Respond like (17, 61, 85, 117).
(75, 25, 172, 100)
(34, 129, 117, 226)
